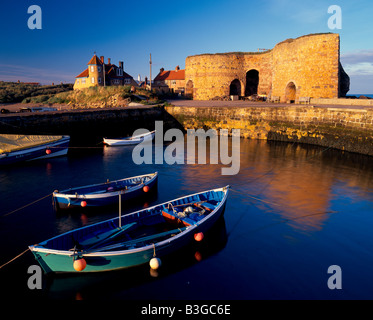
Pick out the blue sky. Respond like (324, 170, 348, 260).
(0, 0, 372, 93)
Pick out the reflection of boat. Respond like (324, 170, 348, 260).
(29, 186, 229, 273)
(0, 134, 70, 165)
(103, 130, 155, 146)
(53, 172, 158, 210)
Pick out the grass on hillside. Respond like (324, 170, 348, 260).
(0, 81, 73, 103)
(23, 85, 164, 106)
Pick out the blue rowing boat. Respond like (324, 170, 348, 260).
(53, 172, 158, 210)
(0, 134, 70, 165)
(29, 186, 229, 273)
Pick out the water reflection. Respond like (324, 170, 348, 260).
(178, 138, 373, 232)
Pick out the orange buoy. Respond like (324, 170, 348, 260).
(73, 258, 87, 271)
(81, 201, 87, 207)
(194, 232, 204, 242)
(143, 185, 150, 193)
(46, 149, 52, 155)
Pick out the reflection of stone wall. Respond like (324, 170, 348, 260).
(166, 105, 373, 156)
(185, 33, 349, 101)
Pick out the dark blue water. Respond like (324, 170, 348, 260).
(1, 138, 373, 300)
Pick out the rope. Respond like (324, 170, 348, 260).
(0, 248, 29, 270)
(230, 188, 281, 207)
(1, 192, 53, 218)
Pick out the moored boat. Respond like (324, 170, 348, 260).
(53, 172, 158, 210)
(0, 134, 70, 165)
(103, 130, 155, 146)
(29, 186, 229, 273)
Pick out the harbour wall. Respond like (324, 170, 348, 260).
(0, 107, 183, 145)
(165, 105, 373, 156)
(1, 105, 372, 156)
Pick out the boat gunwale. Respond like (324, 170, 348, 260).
(53, 172, 158, 198)
(103, 130, 155, 144)
(29, 186, 229, 257)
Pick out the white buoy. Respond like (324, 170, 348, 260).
(149, 257, 162, 270)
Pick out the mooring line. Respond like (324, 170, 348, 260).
(0, 248, 30, 270)
(1, 192, 53, 218)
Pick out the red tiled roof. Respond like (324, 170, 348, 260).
(76, 55, 135, 80)
(154, 69, 185, 81)
(75, 68, 89, 78)
(87, 54, 103, 65)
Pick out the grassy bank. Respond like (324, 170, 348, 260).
(23, 85, 164, 107)
(0, 82, 73, 103)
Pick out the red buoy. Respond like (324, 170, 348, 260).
(46, 149, 52, 155)
(73, 258, 87, 271)
(194, 232, 204, 242)
(81, 201, 87, 207)
(143, 185, 150, 193)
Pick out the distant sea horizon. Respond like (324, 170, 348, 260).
(347, 94, 373, 98)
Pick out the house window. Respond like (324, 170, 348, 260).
(90, 66, 94, 72)
(98, 66, 101, 72)
(82, 78, 86, 84)
(98, 77, 101, 84)
(91, 77, 95, 83)
(76, 79, 79, 84)
(124, 78, 131, 84)
(171, 80, 176, 85)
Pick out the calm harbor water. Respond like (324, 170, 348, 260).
(1, 137, 373, 300)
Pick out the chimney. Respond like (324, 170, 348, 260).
(108, 58, 111, 64)
(160, 68, 165, 73)
(175, 65, 180, 71)
(119, 61, 123, 69)
(100, 56, 104, 63)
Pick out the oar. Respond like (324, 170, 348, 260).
(85, 227, 187, 253)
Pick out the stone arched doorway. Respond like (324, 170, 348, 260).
(229, 79, 241, 96)
(285, 82, 296, 103)
(186, 80, 194, 99)
(245, 69, 259, 96)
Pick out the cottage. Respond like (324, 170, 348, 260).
(74, 54, 137, 90)
(153, 66, 185, 95)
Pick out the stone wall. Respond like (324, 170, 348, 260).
(165, 105, 373, 156)
(0, 107, 182, 145)
(185, 33, 349, 102)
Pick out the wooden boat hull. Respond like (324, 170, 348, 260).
(0, 135, 70, 165)
(53, 172, 158, 210)
(103, 130, 155, 146)
(29, 186, 229, 273)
